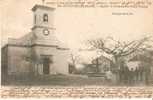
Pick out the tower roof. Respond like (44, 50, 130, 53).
(32, 4, 55, 12)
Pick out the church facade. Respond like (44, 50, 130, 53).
(1, 5, 70, 77)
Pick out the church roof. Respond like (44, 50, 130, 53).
(6, 32, 69, 50)
(7, 32, 33, 46)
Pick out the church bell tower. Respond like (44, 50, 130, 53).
(31, 4, 56, 44)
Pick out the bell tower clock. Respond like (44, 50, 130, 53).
(31, 5, 55, 43)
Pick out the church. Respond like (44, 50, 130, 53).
(1, 4, 70, 78)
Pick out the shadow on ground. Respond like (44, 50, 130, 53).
(2, 74, 116, 86)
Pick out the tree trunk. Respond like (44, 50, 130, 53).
(113, 56, 121, 83)
(95, 58, 100, 73)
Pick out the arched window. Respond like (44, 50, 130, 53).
(43, 14, 48, 22)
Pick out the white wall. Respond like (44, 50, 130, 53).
(8, 46, 31, 75)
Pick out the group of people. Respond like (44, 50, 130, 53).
(119, 65, 151, 85)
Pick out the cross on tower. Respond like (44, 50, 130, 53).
(42, 0, 45, 5)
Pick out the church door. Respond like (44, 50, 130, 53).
(43, 57, 50, 74)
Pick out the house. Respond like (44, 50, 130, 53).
(84, 55, 112, 74)
(127, 50, 153, 83)
(67, 49, 112, 75)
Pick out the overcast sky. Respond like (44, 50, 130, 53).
(1, 0, 153, 49)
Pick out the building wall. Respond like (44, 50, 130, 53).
(3, 42, 70, 76)
(32, 45, 70, 75)
(32, 6, 55, 44)
(7, 46, 31, 75)
(2, 46, 8, 72)
(54, 49, 70, 74)
(32, 28, 58, 45)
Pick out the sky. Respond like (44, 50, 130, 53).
(1, 0, 153, 49)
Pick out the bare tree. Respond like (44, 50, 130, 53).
(91, 57, 101, 73)
(69, 53, 81, 74)
(70, 53, 80, 66)
(88, 36, 151, 72)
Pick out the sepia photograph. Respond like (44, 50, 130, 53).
(1, 0, 153, 98)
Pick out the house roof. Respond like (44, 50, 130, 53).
(92, 55, 111, 64)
